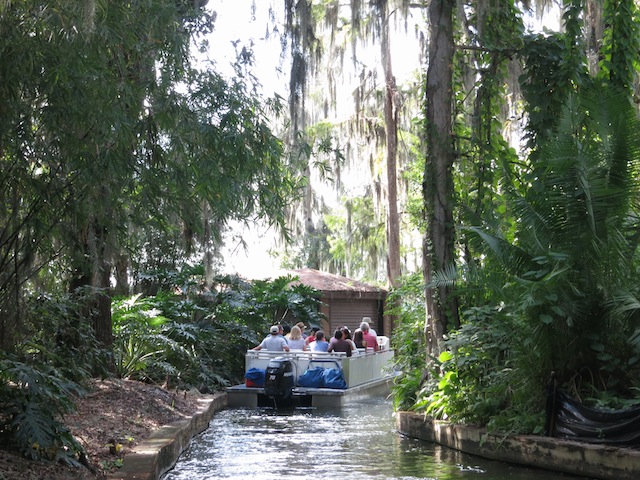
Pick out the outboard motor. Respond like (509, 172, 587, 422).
(264, 357, 294, 403)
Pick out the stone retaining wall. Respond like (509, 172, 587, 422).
(396, 411, 640, 480)
(109, 393, 227, 480)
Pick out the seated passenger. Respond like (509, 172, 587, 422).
(287, 325, 307, 350)
(353, 328, 366, 350)
(360, 321, 379, 352)
(253, 325, 290, 352)
(311, 330, 329, 352)
(341, 326, 358, 355)
(305, 326, 320, 347)
(296, 321, 308, 339)
(327, 329, 352, 357)
(361, 316, 377, 336)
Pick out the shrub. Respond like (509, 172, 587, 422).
(414, 305, 546, 433)
(387, 273, 428, 411)
(112, 271, 326, 391)
(0, 356, 85, 464)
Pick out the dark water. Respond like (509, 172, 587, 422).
(162, 398, 595, 480)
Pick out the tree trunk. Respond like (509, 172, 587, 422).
(380, 0, 401, 289)
(423, 0, 459, 358)
(0, 185, 22, 352)
(93, 242, 114, 349)
(379, 0, 401, 338)
(69, 221, 114, 350)
(113, 252, 130, 297)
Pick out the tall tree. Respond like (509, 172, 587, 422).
(377, 0, 403, 291)
(0, 0, 300, 352)
(423, 0, 458, 357)
(280, 0, 422, 286)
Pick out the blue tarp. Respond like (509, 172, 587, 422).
(298, 367, 325, 388)
(298, 367, 346, 389)
(322, 368, 347, 389)
(245, 367, 266, 387)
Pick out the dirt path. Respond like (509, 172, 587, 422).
(0, 379, 201, 480)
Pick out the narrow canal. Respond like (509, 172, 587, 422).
(162, 397, 595, 480)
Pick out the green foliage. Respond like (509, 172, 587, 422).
(136, 264, 208, 298)
(246, 275, 325, 327)
(449, 0, 525, 267)
(294, 122, 347, 184)
(418, 76, 640, 432)
(387, 273, 427, 411)
(324, 195, 386, 281)
(465, 84, 640, 406)
(112, 288, 237, 390)
(418, 352, 470, 422)
(111, 270, 325, 391)
(598, 0, 640, 93)
(281, 219, 335, 272)
(112, 294, 174, 380)
(519, 30, 589, 149)
(289, 193, 388, 280)
(414, 305, 545, 433)
(0, 291, 110, 463)
(0, 356, 84, 464)
(20, 291, 109, 381)
(401, 125, 428, 234)
(0, 0, 303, 351)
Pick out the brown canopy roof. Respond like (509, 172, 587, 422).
(288, 268, 386, 294)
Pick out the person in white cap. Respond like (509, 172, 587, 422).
(253, 325, 290, 352)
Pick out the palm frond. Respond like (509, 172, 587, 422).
(462, 226, 538, 278)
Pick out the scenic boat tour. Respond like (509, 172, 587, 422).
(226, 337, 396, 408)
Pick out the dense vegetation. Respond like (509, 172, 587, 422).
(0, 0, 310, 465)
(389, 0, 640, 434)
(3, 0, 640, 470)
(274, 0, 640, 435)
(0, 267, 324, 463)
(392, 82, 640, 430)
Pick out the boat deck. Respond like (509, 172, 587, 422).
(227, 349, 396, 408)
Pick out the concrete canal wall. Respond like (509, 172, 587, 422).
(109, 393, 227, 480)
(396, 411, 640, 480)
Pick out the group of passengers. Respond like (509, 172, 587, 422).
(252, 318, 380, 355)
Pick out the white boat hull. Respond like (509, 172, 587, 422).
(227, 349, 396, 408)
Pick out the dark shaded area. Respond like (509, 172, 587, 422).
(546, 379, 640, 445)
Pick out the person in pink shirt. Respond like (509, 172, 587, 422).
(360, 321, 379, 352)
(305, 327, 320, 347)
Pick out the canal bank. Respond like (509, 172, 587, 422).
(396, 411, 640, 480)
(109, 391, 638, 480)
(108, 393, 227, 480)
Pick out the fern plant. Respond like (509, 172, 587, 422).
(112, 294, 178, 380)
(0, 357, 84, 464)
(467, 84, 640, 401)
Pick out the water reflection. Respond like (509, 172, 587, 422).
(162, 398, 594, 480)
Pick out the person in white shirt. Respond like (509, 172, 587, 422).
(287, 325, 307, 350)
(253, 325, 290, 352)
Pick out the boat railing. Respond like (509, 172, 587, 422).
(341, 350, 394, 388)
(245, 348, 394, 389)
